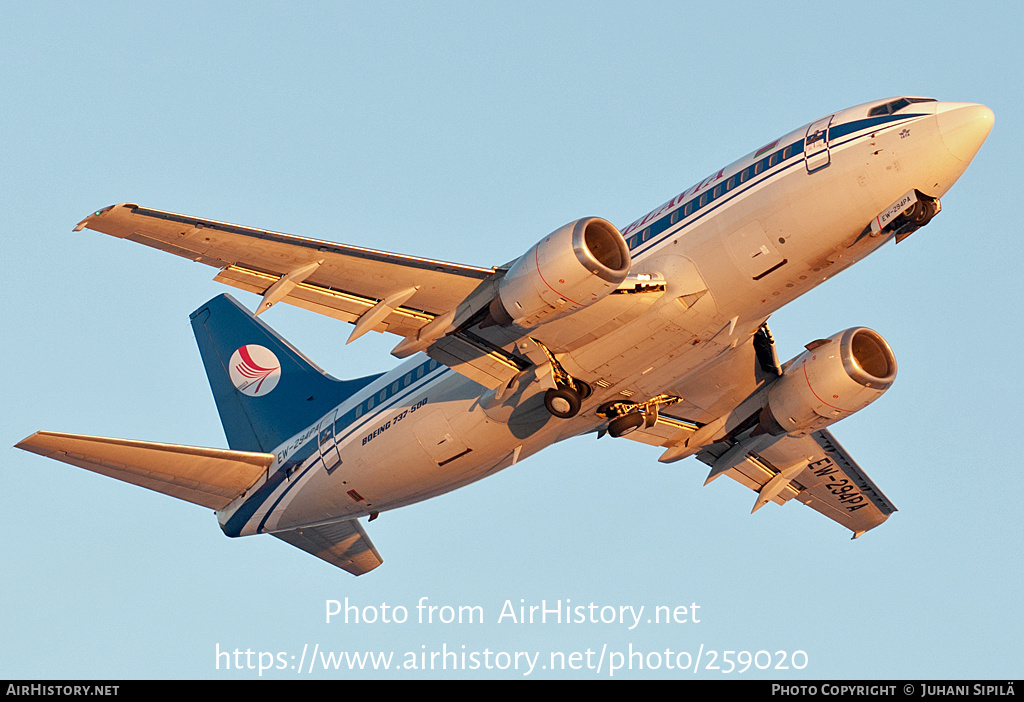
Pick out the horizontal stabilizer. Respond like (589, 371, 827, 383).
(273, 519, 382, 576)
(16, 431, 273, 510)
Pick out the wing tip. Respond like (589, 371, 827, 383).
(14, 431, 51, 456)
(75, 203, 138, 232)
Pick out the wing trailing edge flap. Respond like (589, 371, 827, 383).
(696, 428, 896, 537)
(222, 259, 523, 391)
(273, 519, 383, 576)
(213, 265, 433, 340)
(15, 431, 273, 511)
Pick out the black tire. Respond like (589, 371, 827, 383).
(544, 386, 581, 419)
(608, 412, 644, 438)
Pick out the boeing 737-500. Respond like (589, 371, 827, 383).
(17, 96, 993, 575)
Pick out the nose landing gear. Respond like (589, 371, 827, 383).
(892, 192, 940, 243)
(863, 190, 941, 244)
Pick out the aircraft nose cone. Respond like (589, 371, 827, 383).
(937, 103, 994, 162)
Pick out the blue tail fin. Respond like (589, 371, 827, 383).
(190, 294, 381, 453)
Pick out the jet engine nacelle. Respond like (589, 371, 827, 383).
(759, 327, 897, 436)
(489, 217, 631, 328)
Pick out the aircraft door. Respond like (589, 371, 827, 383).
(318, 410, 342, 474)
(804, 115, 834, 173)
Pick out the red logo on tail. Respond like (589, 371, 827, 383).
(228, 345, 281, 397)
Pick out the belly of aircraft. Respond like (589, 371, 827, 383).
(242, 108, 972, 537)
(257, 389, 546, 533)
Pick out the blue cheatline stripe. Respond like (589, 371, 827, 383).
(332, 365, 446, 447)
(253, 363, 451, 534)
(222, 361, 450, 536)
(626, 112, 925, 258)
(828, 112, 923, 142)
(626, 140, 802, 257)
(220, 466, 290, 537)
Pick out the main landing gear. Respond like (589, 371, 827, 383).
(604, 410, 645, 438)
(531, 338, 592, 420)
(544, 381, 591, 419)
(530, 337, 680, 430)
(597, 394, 683, 438)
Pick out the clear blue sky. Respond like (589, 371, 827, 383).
(2, 1, 1020, 679)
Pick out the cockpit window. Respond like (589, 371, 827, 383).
(868, 97, 936, 117)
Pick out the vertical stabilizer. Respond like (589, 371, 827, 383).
(190, 294, 380, 453)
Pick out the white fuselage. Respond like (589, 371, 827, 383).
(218, 99, 992, 538)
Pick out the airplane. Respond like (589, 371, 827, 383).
(16, 96, 993, 576)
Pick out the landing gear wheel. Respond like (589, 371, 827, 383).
(902, 197, 939, 227)
(608, 412, 645, 438)
(544, 386, 581, 419)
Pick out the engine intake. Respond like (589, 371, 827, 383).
(489, 217, 630, 329)
(758, 327, 897, 436)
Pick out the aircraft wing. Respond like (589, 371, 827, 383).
(696, 428, 897, 537)
(273, 519, 383, 576)
(610, 410, 895, 536)
(75, 203, 658, 393)
(77, 204, 495, 340)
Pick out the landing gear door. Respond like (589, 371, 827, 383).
(318, 410, 342, 474)
(804, 115, 834, 173)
